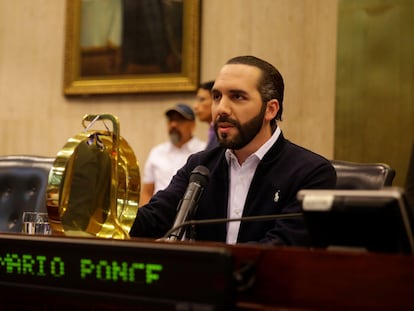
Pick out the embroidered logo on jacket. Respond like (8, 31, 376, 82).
(274, 190, 280, 203)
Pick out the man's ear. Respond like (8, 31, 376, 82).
(265, 99, 279, 121)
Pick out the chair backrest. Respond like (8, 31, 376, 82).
(0, 155, 55, 232)
(330, 160, 396, 190)
(405, 141, 414, 209)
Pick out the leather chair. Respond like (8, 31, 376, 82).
(0, 155, 55, 232)
(330, 160, 396, 189)
(405, 141, 414, 209)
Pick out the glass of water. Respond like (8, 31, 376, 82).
(22, 212, 51, 235)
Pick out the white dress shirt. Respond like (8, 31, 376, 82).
(225, 127, 281, 244)
(143, 137, 206, 194)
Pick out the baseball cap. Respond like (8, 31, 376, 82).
(165, 103, 195, 121)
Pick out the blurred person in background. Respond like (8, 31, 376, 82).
(194, 80, 219, 150)
(140, 103, 206, 205)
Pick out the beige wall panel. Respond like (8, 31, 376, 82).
(202, 0, 337, 157)
(200, 0, 255, 79)
(0, 0, 337, 177)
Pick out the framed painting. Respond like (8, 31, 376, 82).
(63, 0, 200, 95)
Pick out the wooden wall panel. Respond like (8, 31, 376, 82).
(335, 0, 414, 186)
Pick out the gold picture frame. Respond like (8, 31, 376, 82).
(63, 0, 200, 95)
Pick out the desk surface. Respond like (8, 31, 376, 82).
(0, 234, 413, 311)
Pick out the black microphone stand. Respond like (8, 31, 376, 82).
(163, 212, 303, 241)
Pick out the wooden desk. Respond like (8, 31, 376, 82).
(0, 235, 413, 310)
(228, 244, 414, 310)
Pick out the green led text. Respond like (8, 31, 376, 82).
(0, 253, 65, 277)
(80, 259, 163, 284)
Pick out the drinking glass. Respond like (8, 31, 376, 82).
(22, 212, 51, 235)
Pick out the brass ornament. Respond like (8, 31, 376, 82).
(47, 114, 140, 239)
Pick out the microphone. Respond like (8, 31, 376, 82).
(167, 165, 210, 241)
(163, 212, 303, 241)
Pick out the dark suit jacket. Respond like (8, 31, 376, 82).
(130, 132, 337, 246)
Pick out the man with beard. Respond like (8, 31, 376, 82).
(139, 103, 206, 205)
(131, 56, 336, 246)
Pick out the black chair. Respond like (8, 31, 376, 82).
(405, 141, 414, 209)
(330, 160, 396, 190)
(0, 155, 55, 232)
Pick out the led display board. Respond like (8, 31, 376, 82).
(0, 234, 234, 310)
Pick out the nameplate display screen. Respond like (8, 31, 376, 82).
(0, 234, 234, 310)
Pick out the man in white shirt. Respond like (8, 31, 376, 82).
(140, 103, 206, 205)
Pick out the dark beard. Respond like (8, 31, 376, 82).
(214, 106, 266, 150)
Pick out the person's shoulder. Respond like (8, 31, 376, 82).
(148, 141, 172, 156)
(279, 139, 332, 166)
(186, 144, 226, 166)
(188, 137, 207, 150)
